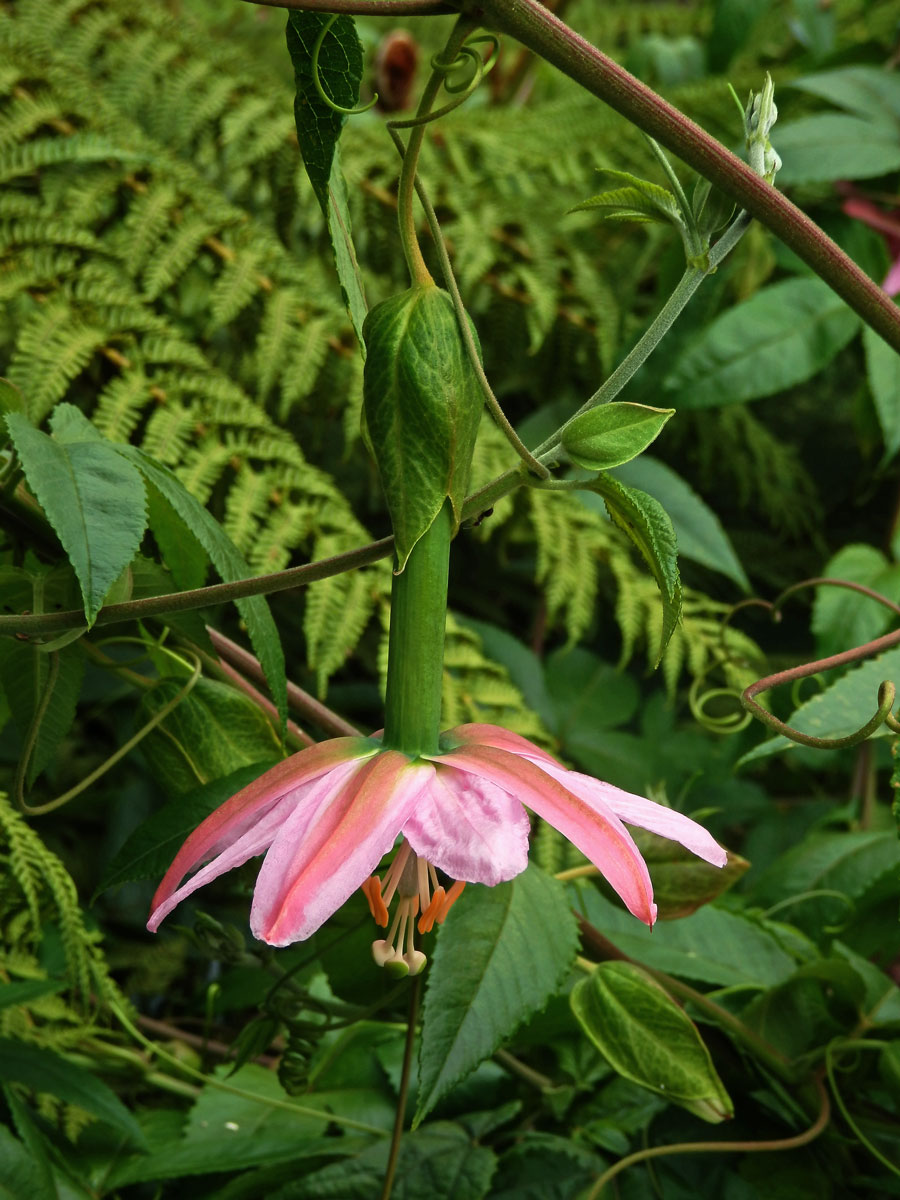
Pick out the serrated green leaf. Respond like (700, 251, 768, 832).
(285, 12, 367, 345)
(111, 445, 287, 731)
(5, 411, 147, 625)
(415, 864, 578, 1125)
(139, 675, 282, 795)
(588, 474, 682, 656)
(664, 278, 860, 409)
(738, 643, 900, 765)
(612, 456, 750, 590)
(561, 403, 673, 470)
(570, 962, 733, 1122)
(276, 1122, 496, 1200)
(146, 481, 209, 592)
(96, 761, 277, 897)
(572, 170, 682, 226)
(864, 325, 900, 465)
(0, 1039, 147, 1148)
(363, 286, 482, 569)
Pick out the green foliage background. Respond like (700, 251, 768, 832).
(2, 0, 900, 1195)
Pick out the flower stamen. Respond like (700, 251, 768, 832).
(364, 838, 464, 972)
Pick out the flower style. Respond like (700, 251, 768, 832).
(148, 723, 727, 975)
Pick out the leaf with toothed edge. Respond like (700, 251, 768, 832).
(415, 864, 578, 1126)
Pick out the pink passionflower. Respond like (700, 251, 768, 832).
(148, 724, 726, 974)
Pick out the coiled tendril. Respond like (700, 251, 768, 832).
(312, 14, 378, 116)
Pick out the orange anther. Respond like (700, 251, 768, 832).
(361, 876, 389, 926)
(418, 886, 446, 934)
(437, 880, 465, 923)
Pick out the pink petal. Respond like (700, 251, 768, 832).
(148, 737, 377, 928)
(404, 766, 530, 885)
(532, 761, 727, 868)
(883, 256, 900, 297)
(251, 751, 435, 945)
(147, 760, 364, 932)
(431, 744, 656, 925)
(441, 723, 561, 767)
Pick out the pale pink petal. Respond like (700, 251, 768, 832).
(884, 256, 900, 297)
(431, 745, 656, 925)
(147, 760, 364, 932)
(532, 761, 727, 868)
(252, 752, 435, 945)
(441, 723, 561, 767)
(148, 737, 377, 927)
(404, 767, 530, 885)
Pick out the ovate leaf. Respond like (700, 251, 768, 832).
(588, 474, 682, 655)
(415, 864, 578, 1124)
(570, 962, 733, 1122)
(665, 278, 860, 409)
(6, 410, 147, 625)
(612, 456, 749, 590)
(560, 403, 673, 470)
(286, 12, 367, 345)
(774, 114, 900, 185)
(362, 286, 482, 568)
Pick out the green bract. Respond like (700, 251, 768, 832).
(560, 401, 674, 470)
(362, 284, 483, 571)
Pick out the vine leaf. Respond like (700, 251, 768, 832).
(286, 12, 368, 346)
(588, 473, 682, 657)
(570, 961, 733, 1122)
(5, 407, 147, 626)
(112, 445, 288, 733)
(415, 864, 578, 1126)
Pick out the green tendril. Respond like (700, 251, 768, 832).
(312, 14, 378, 116)
(688, 677, 752, 734)
(389, 38, 498, 129)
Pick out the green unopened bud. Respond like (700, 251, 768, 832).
(743, 73, 782, 182)
(362, 284, 482, 572)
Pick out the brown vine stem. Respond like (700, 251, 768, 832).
(585, 1074, 830, 1199)
(207, 627, 362, 738)
(241, 0, 452, 12)
(0, 536, 394, 638)
(464, 0, 900, 354)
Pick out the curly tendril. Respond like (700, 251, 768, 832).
(722, 577, 900, 749)
(312, 14, 378, 117)
(388, 35, 500, 129)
